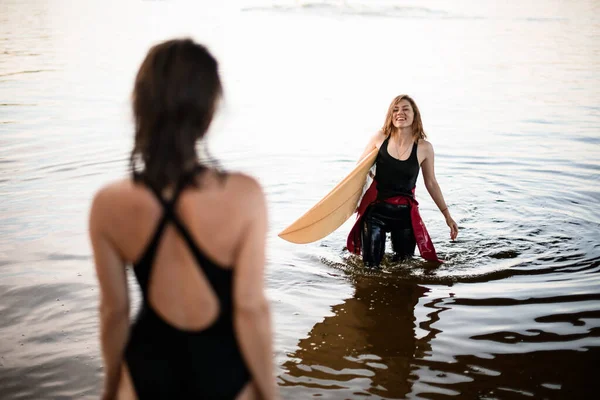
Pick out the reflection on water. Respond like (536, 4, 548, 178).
(280, 266, 600, 399)
(280, 275, 428, 398)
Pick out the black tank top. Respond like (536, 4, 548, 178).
(375, 136, 420, 200)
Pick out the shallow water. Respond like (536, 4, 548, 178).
(1, 0, 599, 398)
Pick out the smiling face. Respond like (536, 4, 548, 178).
(381, 95, 427, 140)
(391, 99, 414, 129)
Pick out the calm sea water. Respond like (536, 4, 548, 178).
(1, 0, 599, 399)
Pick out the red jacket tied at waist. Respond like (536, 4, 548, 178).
(347, 180, 443, 263)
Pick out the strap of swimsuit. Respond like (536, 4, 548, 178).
(411, 141, 418, 157)
(145, 174, 223, 287)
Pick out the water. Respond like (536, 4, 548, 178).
(1, 0, 599, 398)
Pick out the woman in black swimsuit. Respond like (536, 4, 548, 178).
(351, 95, 458, 268)
(89, 38, 277, 399)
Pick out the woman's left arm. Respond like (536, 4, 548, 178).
(421, 142, 458, 240)
(89, 188, 130, 400)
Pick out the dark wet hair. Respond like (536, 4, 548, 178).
(130, 38, 223, 191)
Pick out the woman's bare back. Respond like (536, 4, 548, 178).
(100, 170, 257, 331)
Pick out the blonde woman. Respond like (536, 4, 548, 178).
(348, 95, 458, 267)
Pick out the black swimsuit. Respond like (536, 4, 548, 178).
(124, 175, 251, 399)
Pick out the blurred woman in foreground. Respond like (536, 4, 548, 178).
(89, 38, 277, 399)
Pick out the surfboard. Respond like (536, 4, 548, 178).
(278, 147, 378, 244)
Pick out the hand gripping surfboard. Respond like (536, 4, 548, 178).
(278, 148, 378, 244)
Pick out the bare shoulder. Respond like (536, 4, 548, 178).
(372, 129, 387, 148)
(374, 129, 387, 141)
(418, 139, 434, 153)
(223, 172, 266, 208)
(90, 179, 133, 211)
(89, 178, 135, 231)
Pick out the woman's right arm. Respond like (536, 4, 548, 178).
(233, 177, 278, 399)
(89, 186, 130, 400)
